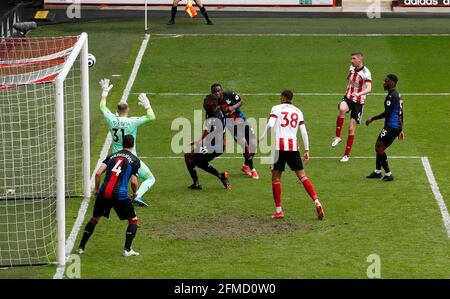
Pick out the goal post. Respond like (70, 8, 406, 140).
(0, 33, 90, 267)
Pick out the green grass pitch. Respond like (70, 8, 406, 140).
(1, 17, 449, 278)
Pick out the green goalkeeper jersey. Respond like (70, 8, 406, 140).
(100, 100, 155, 155)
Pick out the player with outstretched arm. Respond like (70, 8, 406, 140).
(260, 90, 324, 220)
(99, 79, 155, 207)
(331, 52, 372, 162)
(365, 74, 404, 181)
(184, 94, 231, 190)
(77, 135, 141, 257)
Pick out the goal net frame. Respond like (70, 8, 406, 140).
(54, 32, 90, 267)
(0, 32, 90, 267)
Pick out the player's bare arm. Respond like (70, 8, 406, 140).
(352, 81, 372, 98)
(130, 175, 138, 199)
(229, 98, 244, 112)
(299, 123, 310, 163)
(94, 163, 107, 196)
(259, 116, 276, 143)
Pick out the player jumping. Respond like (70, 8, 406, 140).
(184, 94, 231, 190)
(77, 135, 141, 257)
(260, 90, 324, 220)
(211, 83, 259, 179)
(365, 74, 404, 181)
(99, 78, 156, 207)
(331, 52, 372, 162)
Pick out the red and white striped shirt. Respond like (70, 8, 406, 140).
(345, 65, 372, 104)
(269, 103, 305, 151)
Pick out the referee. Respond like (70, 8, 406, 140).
(365, 74, 404, 181)
(168, 0, 213, 25)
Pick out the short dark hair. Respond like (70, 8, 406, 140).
(123, 134, 134, 148)
(117, 102, 128, 113)
(351, 52, 363, 57)
(387, 74, 398, 83)
(204, 94, 218, 107)
(210, 83, 222, 92)
(281, 90, 293, 102)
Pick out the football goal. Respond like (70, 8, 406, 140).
(0, 33, 90, 267)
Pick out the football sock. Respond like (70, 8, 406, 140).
(385, 172, 392, 176)
(244, 156, 254, 170)
(78, 218, 98, 250)
(376, 154, 382, 171)
(380, 152, 390, 173)
(186, 164, 199, 184)
(272, 182, 281, 209)
(170, 6, 177, 21)
(344, 134, 355, 156)
(336, 117, 345, 138)
(200, 164, 221, 178)
(136, 172, 155, 199)
(300, 176, 318, 201)
(124, 219, 138, 251)
(199, 7, 211, 22)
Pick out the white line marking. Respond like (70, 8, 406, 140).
(53, 34, 151, 279)
(139, 156, 422, 159)
(153, 33, 450, 37)
(132, 92, 450, 97)
(120, 34, 150, 104)
(421, 157, 450, 239)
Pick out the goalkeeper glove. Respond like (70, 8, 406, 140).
(99, 78, 113, 97)
(138, 93, 151, 110)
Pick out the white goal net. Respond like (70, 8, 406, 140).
(0, 34, 90, 267)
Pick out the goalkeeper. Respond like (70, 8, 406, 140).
(99, 78, 156, 207)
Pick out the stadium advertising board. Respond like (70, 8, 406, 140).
(398, 0, 450, 6)
(44, 0, 336, 6)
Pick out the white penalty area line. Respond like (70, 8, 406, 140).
(53, 33, 151, 279)
(153, 33, 450, 37)
(142, 155, 450, 239)
(130, 92, 450, 97)
(421, 157, 450, 239)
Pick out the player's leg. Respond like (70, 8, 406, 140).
(289, 152, 323, 220)
(271, 170, 283, 219)
(244, 123, 259, 179)
(124, 217, 139, 256)
(271, 151, 284, 219)
(77, 197, 109, 253)
(366, 137, 384, 179)
(196, 153, 231, 190)
(378, 128, 398, 181)
(184, 152, 202, 189)
(332, 100, 349, 147)
(114, 199, 140, 256)
(341, 118, 357, 162)
(134, 161, 155, 207)
(77, 216, 100, 254)
(168, 0, 181, 25)
(194, 0, 213, 25)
